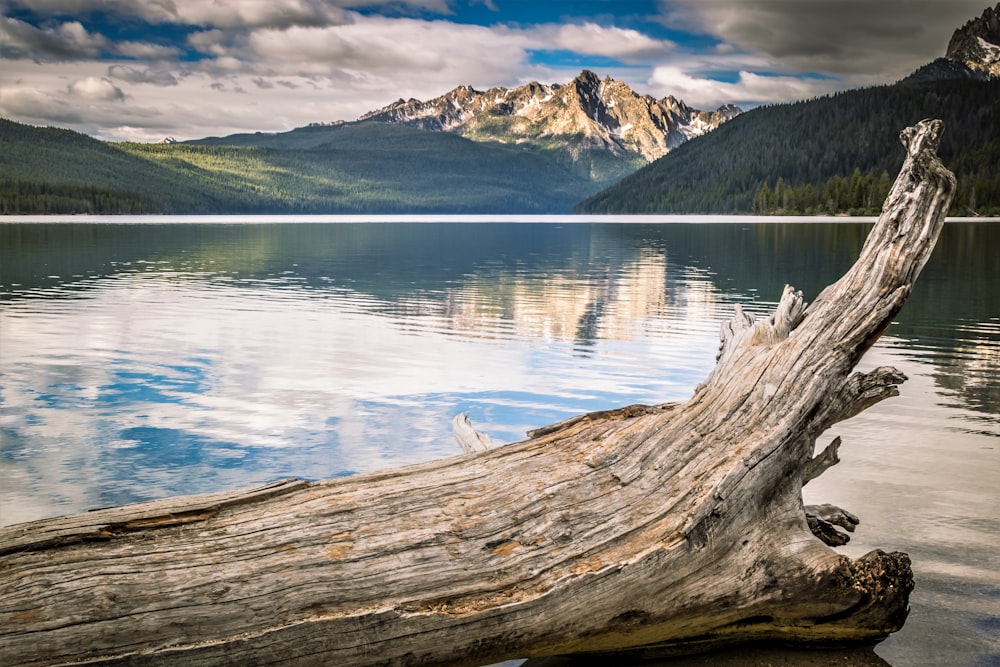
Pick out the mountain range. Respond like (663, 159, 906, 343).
(0, 71, 740, 215)
(358, 69, 740, 163)
(184, 69, 740, 189)
(1, 4, 999, 215)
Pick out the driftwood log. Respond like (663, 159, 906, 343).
(0, 120, 956, 666)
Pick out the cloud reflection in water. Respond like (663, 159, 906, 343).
(0, 247, 728, 524)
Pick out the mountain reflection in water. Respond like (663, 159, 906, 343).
(0, 219, 997, 667)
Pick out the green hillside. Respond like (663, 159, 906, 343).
(576, 78, 1000, 216)
(0, 119, 610, 214)
(0, 119, 181, 214)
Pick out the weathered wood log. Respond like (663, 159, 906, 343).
(803, 436, 842, 484)
(452, 413, 502, 454)
(0, 119, 956, 667)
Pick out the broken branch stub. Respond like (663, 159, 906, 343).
(0, 120, 956, 666)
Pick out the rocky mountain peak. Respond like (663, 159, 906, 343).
(573, 69, 602, 87)
(946, 3, 1000, 77)
(358, 70, 740, 162)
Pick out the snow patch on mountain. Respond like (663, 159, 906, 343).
(977, 35, 1000, 64)
(945, 3, 1000, 78)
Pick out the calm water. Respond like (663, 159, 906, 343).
(0, 219, 997, 666)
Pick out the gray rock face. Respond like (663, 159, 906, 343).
(359, 70, 741, 162)
(946, 3, 1000, 77)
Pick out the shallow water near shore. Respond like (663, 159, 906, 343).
(1, 218, 997, 666)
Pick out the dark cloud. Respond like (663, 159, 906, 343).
(0, 17, 110, 60)
(68, 76, 126, 101)
(663, 0, 994, 78)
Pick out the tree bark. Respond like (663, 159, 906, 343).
(0, 120, 956, 667)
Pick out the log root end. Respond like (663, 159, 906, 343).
(821, 549, 914, 640)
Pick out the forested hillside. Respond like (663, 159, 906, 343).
(576, 78, 1000, 216)
(0, 120, 181, 214)
(6, 76, 1000, 217)
(0, 120, 607, 214)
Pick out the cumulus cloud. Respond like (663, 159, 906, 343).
(108, 65, 179, 86)
(231, 15, 537, 85)
(68, 76, 126, 101)
(184, 14, 672, 92)
(186, 29, 230, 55)
(524, 22, 674, 62)
(0, 17, 110, 60)
(649, 66, 842, 109)
(0, 16, 179, 63)
(160, 0, 355, 30)
(115, 41, 183, 60)
(0, 86, 82, 124)
(1, 0, 447, 29)
(1, 61, 299, 141)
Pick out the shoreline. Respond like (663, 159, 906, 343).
(2, 213, 999, 224)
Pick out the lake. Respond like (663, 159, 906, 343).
(0, 218, 997, 666)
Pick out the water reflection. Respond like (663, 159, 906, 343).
(0, 220, 997, 667)
(520, 645, 894, 666)
(1, 224, 738, 524)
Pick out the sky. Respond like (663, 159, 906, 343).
(0, 0, 993, 142)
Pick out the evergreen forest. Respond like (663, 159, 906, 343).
(577, 78, 1000, 216)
